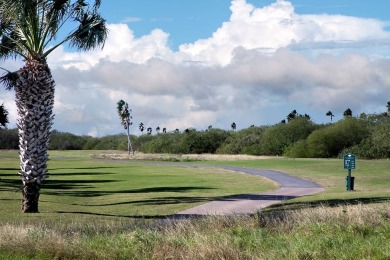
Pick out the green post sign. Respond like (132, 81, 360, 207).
(343, 153, 356, 191)
(344, 154, 356, 169)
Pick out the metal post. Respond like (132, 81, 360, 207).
(347, 169, 352, 191)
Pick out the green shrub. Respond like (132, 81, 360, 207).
(217, 126, 266, 155)
(0, 128, 18, 149)
(306, 118, 370, 158)
(261, 117, 317, 155)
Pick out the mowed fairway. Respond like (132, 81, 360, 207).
(0, 150, 277, 221)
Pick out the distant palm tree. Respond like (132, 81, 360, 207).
(163, 127, 167, 133)
(386, 101, 390, 116)
(287, 110, 297, 122)
(343, 108, 353, 118)
(0, 0, 107, 213)
(231, 122, 236, 131)
(139, 122, 145, 134)
(117, 100, 133, 155)
(0, 103, 9, 129)
(174, 129, 180, 133)
(326, 111, 335, 122)
(208, 125, 212, 130)
(147, 127, 152, 135)
(156, 126, 160, 133)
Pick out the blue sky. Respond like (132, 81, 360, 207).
(1, 0, 390, 136)
(100, 0, 390, 50)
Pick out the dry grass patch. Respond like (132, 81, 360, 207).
(93, 151, 276, 161)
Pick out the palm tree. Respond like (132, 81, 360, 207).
(117, 100, 133, 155)
(162, 127, 167, 133)
(0, 0, 107, 213)
(287, 110, 297, 122)
(231, 122, 236, 131)
(156, 126, 160, 133)
(139, 122, 145, 134)
(147, 127, 152, 135)
(326, 111, 335, 122)
(386, 101, 390, 116)
(0, 103, 9, 129)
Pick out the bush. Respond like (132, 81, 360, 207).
(261, 117, 317, 155)
(284, 140, 310, 158)
(0, 128, 18, 149)
(217, 126, 266, 155)
(306, 118, 370, 158)
(49, 130, 87, 150)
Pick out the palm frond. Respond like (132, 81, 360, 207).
(0, 68, 19, 90)
(68, 13, 107, 51)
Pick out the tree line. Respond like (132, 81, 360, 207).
(1, 110, 390, 159)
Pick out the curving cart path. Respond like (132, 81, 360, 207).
(175, 166, 324, 216)
(96, 159, 324, 216)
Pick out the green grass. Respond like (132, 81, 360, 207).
(204, 157, 390, 209)
(0, 150, 389, 259)
(0, 150, 276, 221)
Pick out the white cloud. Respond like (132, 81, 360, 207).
(1, 0, 390, 136)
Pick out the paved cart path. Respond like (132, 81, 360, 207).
(96, 159, 324, 216)
(176, 166, 324, 216)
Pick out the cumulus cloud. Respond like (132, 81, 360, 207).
(1, 0, 390, 136)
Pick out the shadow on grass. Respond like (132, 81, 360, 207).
(221, 194, 297, 201)
(48, 171, 117, 176)
(50, 166, 123, 171)
(74, 194, 218, 207)
(55, 210, 171, 219)
(266, 197, 390, 211)
(44, 186, 215, 198)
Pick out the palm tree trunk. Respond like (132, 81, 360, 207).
(127, 126, 133, 155)
(15, 59, 55, 213)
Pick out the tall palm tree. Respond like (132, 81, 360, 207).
(147, 127, 152, 135)
(117, 100, 133, 155)
(162, 127, 167, 133)
(139, 122, 145, 134)
(156, 126, 160, 133)
(0, 103, 9, 129)
(0, 0, 107, 213)
(326, 111, 335, 122)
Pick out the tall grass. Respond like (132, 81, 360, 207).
(0, 202, 388, 259)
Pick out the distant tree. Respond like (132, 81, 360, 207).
(163, 127, 167, 133)
(0, 104, 9, 129)
(231, 122, 237, 131)
(139, 122, 145, 134)
(117, 100, 133, 154)
(281, 119, 286, 124)
(326, 111, 335, 122)
(386, 101, 390, 116)
(343, 108, 353, 118)
(208, 125, 212, 130)
(287, 110, 298, 122)
(156, 126, 160, 133)
(147, 127, 152, 135)
(174, 129, 180, 133)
